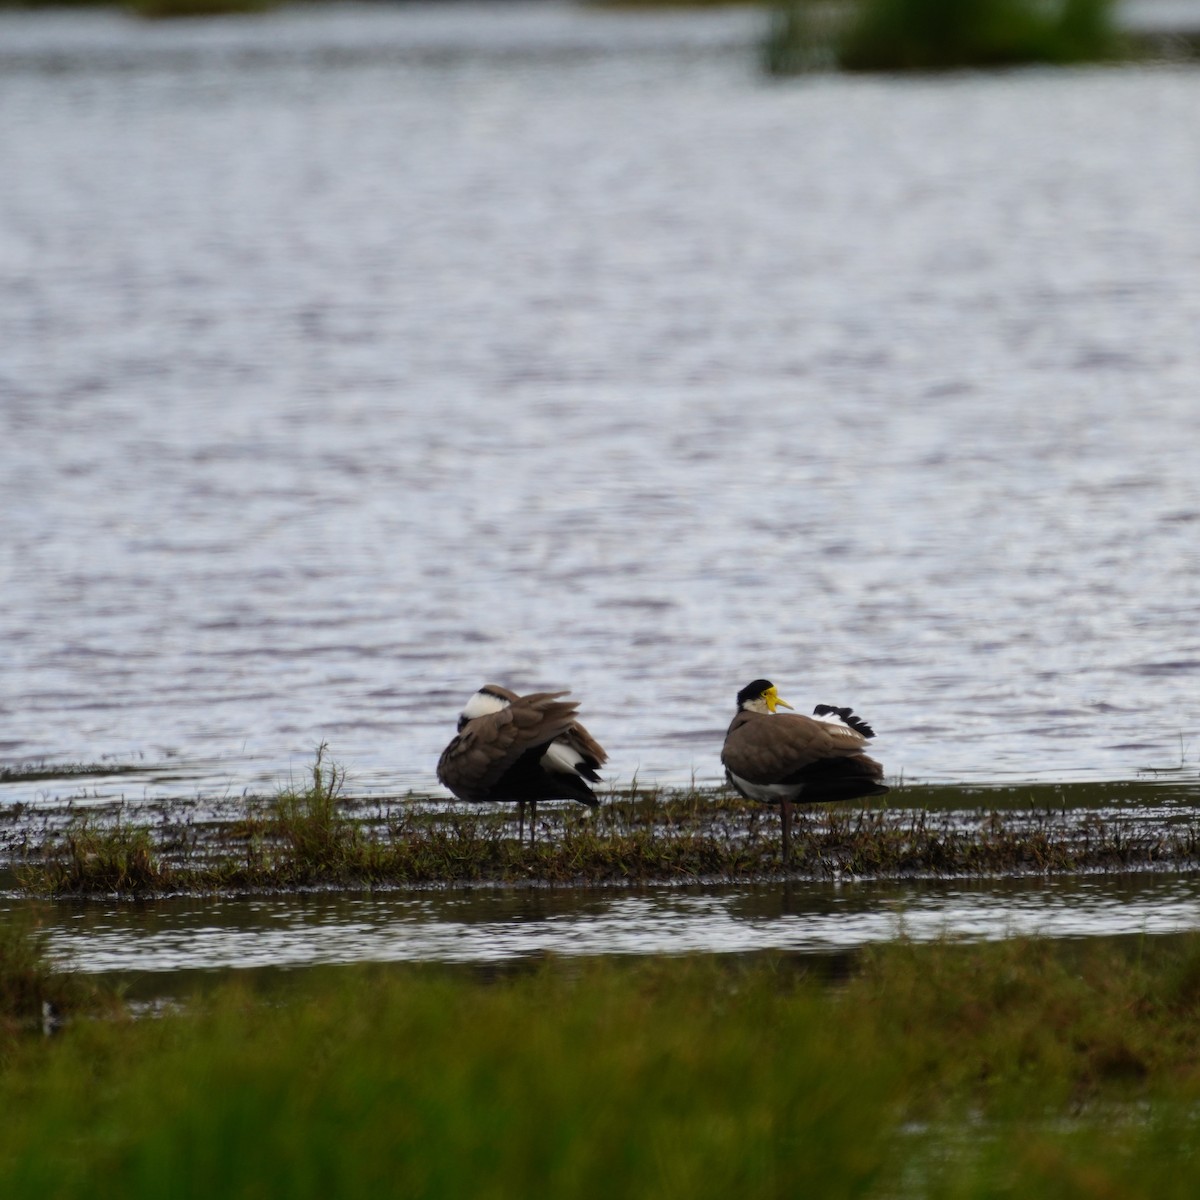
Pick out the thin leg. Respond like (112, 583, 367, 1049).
(518, 801, 525, 846)
(530, 801, 538, 847)
(781, 799, 792, 867)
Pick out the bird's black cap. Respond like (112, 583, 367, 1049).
(735, 679, 775, 707)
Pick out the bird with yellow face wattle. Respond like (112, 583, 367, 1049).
(721, 678, 887, 865)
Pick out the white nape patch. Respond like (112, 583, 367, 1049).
(460, 689, 511, 722)
(727, 772, 801, 803)
(541, 738, 583, 776)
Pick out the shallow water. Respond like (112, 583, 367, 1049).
(9, 872, 1200, 978)
(2, 3, 1200, 821)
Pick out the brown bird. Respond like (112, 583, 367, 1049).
(721, 678, 888, 865)
(436, 684, 608, 845)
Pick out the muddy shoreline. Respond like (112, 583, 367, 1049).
(5, 769, 1200, 898)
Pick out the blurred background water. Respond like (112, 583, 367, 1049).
(2, 2, 1199, 813)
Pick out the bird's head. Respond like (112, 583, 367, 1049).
(457, 685, 513, 731)
(735, 679, 793, 715)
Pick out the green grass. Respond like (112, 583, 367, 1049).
(765, 0, 1124, 74)
(6, 931, 1200, 1196)
(0, 914, 117, 1045)
(34, 820, 167, 894)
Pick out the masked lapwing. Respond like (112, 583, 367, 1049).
(721, 678, 888, 865)
(436, 684, 608, 845)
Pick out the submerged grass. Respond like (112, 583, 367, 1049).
(15, 754, 1200, 897)
(0, 760, 159, 785)
(0, 0, 279, 14)
(6, 935, 1200, 1195)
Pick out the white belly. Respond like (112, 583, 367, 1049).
(726, 771, 802, 804)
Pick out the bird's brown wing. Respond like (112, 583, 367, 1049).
(560, 719, 608, 769)
(721, 710, 870, 786)
(437, 691, 586, 800)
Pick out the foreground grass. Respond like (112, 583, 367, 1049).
(15, 751, 1200, 896)
(7, 928, 1200, 1196)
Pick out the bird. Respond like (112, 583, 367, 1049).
(436, 684, 608, 845)
(721, 678, 888, 865)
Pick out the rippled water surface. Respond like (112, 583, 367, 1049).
(8, 872, 1200, 978)
(3, 3, 1200, 815)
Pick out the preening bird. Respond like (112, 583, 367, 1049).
(721, 678, 888, 864)
(436, 684, 608, 844)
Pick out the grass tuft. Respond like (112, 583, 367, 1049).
(267, 742, 363, 878)
(24, 820, 171, 896)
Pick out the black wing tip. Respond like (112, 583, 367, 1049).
(812, 703, 877, 738)
(557, 775, 601, 805)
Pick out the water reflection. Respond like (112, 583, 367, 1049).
(13, 873, 1200, 976)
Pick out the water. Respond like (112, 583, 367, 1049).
(8, 872, 1200, 979)
(2, 3, 1200, 816)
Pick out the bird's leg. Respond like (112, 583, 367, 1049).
(518, 801, 526, 846)
(530, 801, 538, 847)
(781, 799, 792, 867)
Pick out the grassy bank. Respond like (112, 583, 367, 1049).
(762, 0, 1157, 74)
(606, 0, 1197, 69)
(6, 926, 1200, 1196)
(12, 751, 1200, 896)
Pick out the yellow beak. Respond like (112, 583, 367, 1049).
(765, 687, 793, 713)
